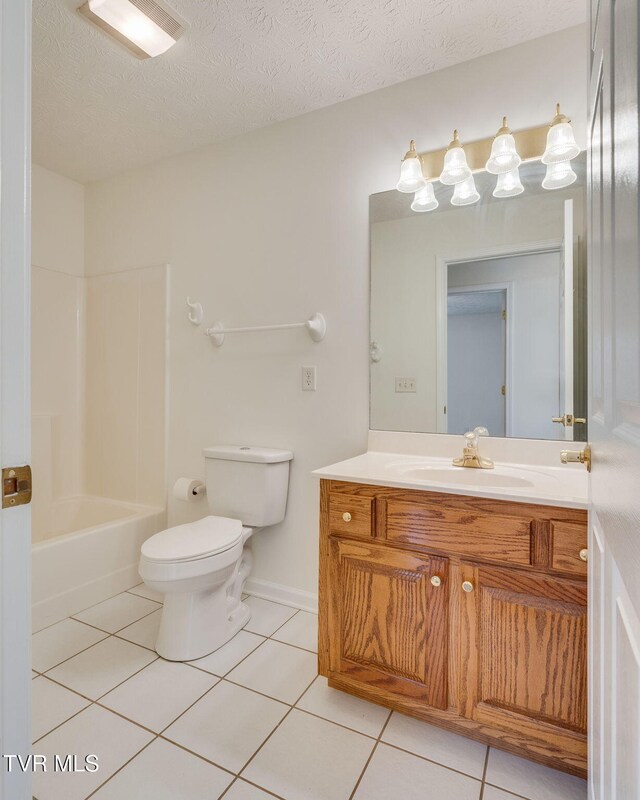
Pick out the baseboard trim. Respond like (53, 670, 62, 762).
(244, 578, 318, 614)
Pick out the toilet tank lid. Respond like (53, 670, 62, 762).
(202, 445, 293, 464)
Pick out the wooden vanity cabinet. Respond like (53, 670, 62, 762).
(318, 480, 588, 778)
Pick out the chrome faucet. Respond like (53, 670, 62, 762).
(452, 427, 494, 469)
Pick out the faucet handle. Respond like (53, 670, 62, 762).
(463, 431, 478, 448)
(473, 426, 489, 437)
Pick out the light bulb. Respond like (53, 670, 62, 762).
(396, 140, 426, 193)
(486, 117, 521, 174)
(411, 182, 439, 213)
(493, 167, 524, 198)
(451, 175, 480, 206)
(542, 104, 580, 164)
(542, 161, 577, 190)
(439, 130, 472, 185)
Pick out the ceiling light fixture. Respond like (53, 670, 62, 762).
(486, 117, 521, 174)
(411, 181, 439, 213)
(542, 104, 580, 164)
(493, 167, 524, 198)
(439, 130, 472, 186)
(451, 175, 480, 206)
(78, 0, 185, 59)
(396, 141, 427, 193)
(542, 160, 577, 190)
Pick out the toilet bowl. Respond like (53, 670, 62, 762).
(138, 445, 292, 661)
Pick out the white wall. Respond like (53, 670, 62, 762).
(83, 26, 588, 598)
(31, 165, 85, 535)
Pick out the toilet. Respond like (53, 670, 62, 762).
(138, 445, 293, 661)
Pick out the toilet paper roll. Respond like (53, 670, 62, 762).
(173, 477, 206, 502)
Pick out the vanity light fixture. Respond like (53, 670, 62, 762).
(439, 130, 472, 185)
(542, 104, 580, 164)
(411, 180, 439, 213)
(396, 140, 427, 193)
(451, 175, 480, 206)
(486, 117, 521, 174)
(493, 166, 524, 198)
(542, 160, 577, 190)
(78, 0, 185, 59)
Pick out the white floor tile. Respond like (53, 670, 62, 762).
(91, 738, 232, 800)
(243, 597, 297, 637)
(46, 636, 157, 700)
(296, 676, 389, 738)
(100, 659, 218, 732)
(32, 704, 153, 800)
(73, 592, 160, 633)
(353, 743, 482, 800)
(223, 780, 278, 800)
(189, 630, 266, 676)
(163, 680, 288, 773)
(483, 788, 526, 800)
(227, 639, 317, 704)
(381, 711, 487, 778)
(32, 618, 108, 673)
(32, 677, 89, 742)
(272, 611, 318, 652)
(485, 749, 588, 800)
(243, 709, 375, 800)
(117, 608, 162, 650)
(127, 582, 164, 603)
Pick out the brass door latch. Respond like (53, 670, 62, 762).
(2, 466, 32, 508)
(560, 445, 592, 472)
(552, 413, 587, 427)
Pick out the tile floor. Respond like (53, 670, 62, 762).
(31, 586, 588, 800)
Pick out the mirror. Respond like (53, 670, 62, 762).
(370, 155, 587, 441)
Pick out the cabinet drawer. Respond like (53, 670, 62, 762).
(329, 493, 374, 538)
(385, 499, 533, 565)
(550, 521, 588, 576)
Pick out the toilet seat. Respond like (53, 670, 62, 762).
(141, 515, 243, 564)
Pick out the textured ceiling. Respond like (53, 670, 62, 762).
(33, 0, 585, 183)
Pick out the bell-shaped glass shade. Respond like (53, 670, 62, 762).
(397, 156, 426, 193)
(542, 121, 580, 164)
(439, 146, 472, 185)
(493, 167, 524, 198)
(411, 182, 439, 213)
(486, 133, 521, 174)
(542, 160, 577, 190)
(451, 175, 480, 206)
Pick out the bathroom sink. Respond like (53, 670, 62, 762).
(394, 465, 535, 489)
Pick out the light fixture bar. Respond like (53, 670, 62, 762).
(416, 124, 550, 180)
(78, 0, 185, 59)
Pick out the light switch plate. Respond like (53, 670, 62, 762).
(395, 377, 416, 393)
(302, 366, 316, 391)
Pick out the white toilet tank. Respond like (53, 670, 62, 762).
(202, 445, 293, 527)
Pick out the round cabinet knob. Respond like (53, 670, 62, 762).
(462, 580, 474, 593)
(430, 575, 442, 587)
(579, 548, 588, 562)
(342, 512, 352, 522)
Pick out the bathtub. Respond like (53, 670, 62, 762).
(32, 495, 166, 632)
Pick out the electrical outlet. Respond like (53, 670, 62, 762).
(395, 377, 416, 393)
(302, 366, 316, 391)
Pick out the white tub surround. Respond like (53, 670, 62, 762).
(32, 497, 166, 631)
(313, 431, 588, 509)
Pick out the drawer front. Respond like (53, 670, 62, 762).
(550, 521, 588, 576)
(385, 499, 533, 565)
(329, 493, 374, 538)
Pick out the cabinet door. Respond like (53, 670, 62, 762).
(327, 538, 448, 709)
(460, 562, 587, 767)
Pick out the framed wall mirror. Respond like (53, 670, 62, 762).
(370, 155, 587, 441)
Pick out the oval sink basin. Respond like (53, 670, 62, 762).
(395, 466, 535, 488)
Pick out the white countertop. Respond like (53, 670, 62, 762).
(313, 451, 588, 509)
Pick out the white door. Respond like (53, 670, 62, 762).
(588, 0, 640, 797)
(0, 1, 32, 799)
(559, 199, 574, 441)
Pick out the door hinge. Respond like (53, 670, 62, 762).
(2, 466, 32, 508)
(501, 385, 506, 396)
(501, 308, 506, 321)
